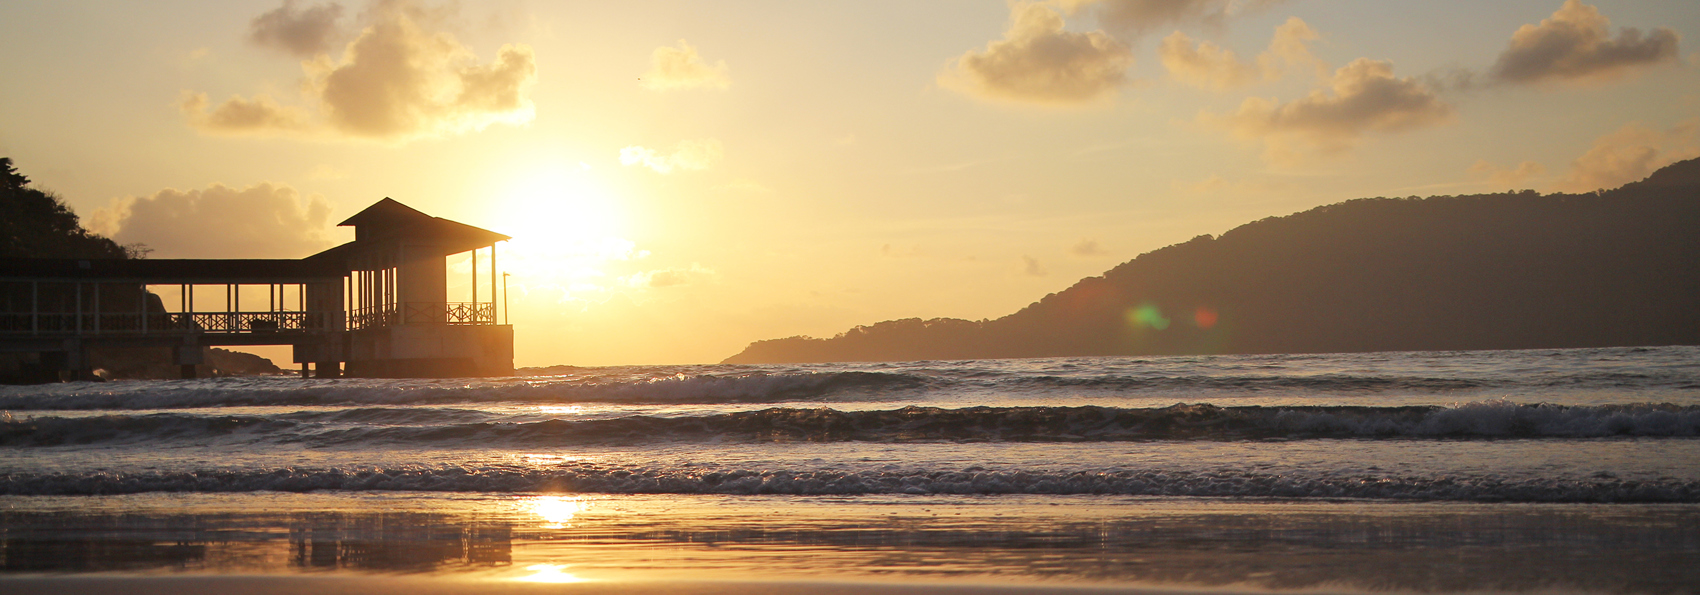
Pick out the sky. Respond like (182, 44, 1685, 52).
(1, 0, 1696, 367)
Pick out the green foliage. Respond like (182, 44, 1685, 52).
(0, 157, 127, 259)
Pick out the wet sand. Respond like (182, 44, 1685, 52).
(3, 492, 1697, 593)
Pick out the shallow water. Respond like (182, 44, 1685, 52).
(3, 346, 1699, 592)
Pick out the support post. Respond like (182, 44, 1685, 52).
(490, 242, 497, 324)
(471, 247, 478, 306)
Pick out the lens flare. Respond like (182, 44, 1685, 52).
(1194, 306, 1218, 329)
(1127, 303, 1171, 330)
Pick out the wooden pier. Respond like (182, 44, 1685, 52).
(0, 199, 513, 379)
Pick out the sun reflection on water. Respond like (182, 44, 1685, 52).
(523, 495, 590, 529)
(516, 563, 588, 583)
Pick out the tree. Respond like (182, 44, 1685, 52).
(0, 157, 128, 259)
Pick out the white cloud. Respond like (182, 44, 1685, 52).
(641, 40, 731, 91)
(621, 264, 716, 289)
(620, 139, 724, 174)
(90, 183, 334, 259)
(941, 2, 1134, 105)
(1159, 17, 1323, 90)
(1468, 160, 1547, 187)
(1553, 119, 1700, 193)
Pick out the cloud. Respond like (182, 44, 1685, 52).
(1489, 0, 1679, 85)
(1021, 255, 1048, 276)
(89, 183, 334, 259)
(621, 264, 715, 289)
(1205, 58, 1453, 160)
(1062, 0, 1286, 37)
(183, 0, 537, 142)
(941, 2, 1134, 105)
(1553, 119, 1700, 193)
(1159, 17, 1323, 90)
(1158, 32, 1258, 89)
(1468, 159, 1547, 187)
(1069, 239, 1109, 256)
(249, 0, 345, 57)
(178, 92, 313, 134)
(641, 40, 731, 91)
(620, 139, 724, 174)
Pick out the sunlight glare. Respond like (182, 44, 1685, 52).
(526, 495, 589, 528)
(516, 563, 589, 583)
(495, 166, 643, 302)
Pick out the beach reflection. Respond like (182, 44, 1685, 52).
(516, 563, 588, 583)
(1, 495, 1696, 593)
(521, 495, 589, 529)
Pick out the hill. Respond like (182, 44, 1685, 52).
(724, 159, 1700, 364)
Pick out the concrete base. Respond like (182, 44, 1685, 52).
(343, 325, 513, 378)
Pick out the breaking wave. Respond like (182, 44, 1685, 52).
(5, 401, 1697, 447)
(0, 370, 925, 411)
(3, 463, 1695, 502)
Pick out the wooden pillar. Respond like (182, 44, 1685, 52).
(471, 247, 478, 306)
(490, 243, 497, 324)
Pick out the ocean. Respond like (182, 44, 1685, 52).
(3, 346, 1698, 594)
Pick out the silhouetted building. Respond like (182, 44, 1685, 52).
(0, 198, 512, 379)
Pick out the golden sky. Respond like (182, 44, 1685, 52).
(2, 0, 1696, 366)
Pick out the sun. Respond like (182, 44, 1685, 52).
(492, 165, 642, 293)
(498, 164, 626, 244)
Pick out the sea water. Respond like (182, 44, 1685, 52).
(2, 346, 1698, 592)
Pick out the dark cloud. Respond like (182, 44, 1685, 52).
(1490, 0, 1679, 84)
(184, 0, 536, 142)
(942, 2, 1134, 105)
(178, 92, 311, 134)
(249, 1, 345, 57)
(1069, 239, 1109, 257)
(1021, 255, 1048, 276)
(1063, 0, 1286, 37)
(1208, 58, 1453, 160)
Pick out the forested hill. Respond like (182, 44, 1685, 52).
(724, 158, 1700, 364)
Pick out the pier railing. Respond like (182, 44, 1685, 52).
(2, 302, 495, 335)
(0, 311, 327, 335)
(349, 302, 495, 330)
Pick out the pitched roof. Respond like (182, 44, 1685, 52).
(337, 197, 510, 253)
